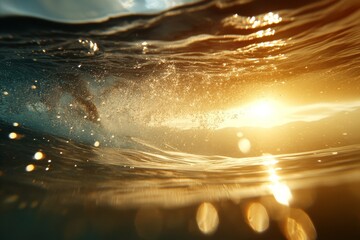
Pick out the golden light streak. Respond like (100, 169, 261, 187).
(263, 154, 292, 206)
(158, 99, 360, 130)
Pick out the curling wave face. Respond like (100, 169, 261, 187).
(0, 0, 201, 23)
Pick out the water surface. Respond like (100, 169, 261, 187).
(0, 0, 360, 239)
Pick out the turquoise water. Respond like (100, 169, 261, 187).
(0, 0, 360, 239)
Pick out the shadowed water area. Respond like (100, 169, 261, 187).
(0, 0, 360, 239)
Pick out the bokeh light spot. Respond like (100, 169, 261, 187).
(8, 132, 18, 139)
(284, 209, 317, 240)
(33, 151, 45, 160)
(196, 202, 219, 235)
(26, 164, 35, 172)
(238, 138, 251, 154)
(246, 202, 269, 233)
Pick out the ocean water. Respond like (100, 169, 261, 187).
(0, 0, 360, 239)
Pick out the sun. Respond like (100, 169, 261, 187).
(247, 99, 275, 118)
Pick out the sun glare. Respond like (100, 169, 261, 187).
(233, 98, 282, 128)
(157, 97, 360, 131)
(247, 99, 275, 118)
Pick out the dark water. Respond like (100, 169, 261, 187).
(1, 0, 360, 239)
